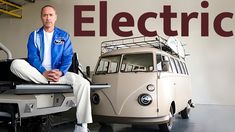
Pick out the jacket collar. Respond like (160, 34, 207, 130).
(37, 26, 58, 34)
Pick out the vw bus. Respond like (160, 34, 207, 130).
(91, 36, 193, 132)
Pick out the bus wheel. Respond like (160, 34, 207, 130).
(159, 107, 174, 132)
(180, 107, 190, 119)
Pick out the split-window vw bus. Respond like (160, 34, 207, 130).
(91, 36, 193, 132)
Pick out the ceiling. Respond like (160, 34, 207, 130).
(0, 0, 35, 18)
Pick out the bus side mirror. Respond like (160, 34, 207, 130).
(162, 61, 169, 72)
(86, 66, 91, 78)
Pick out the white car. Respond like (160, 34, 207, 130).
(91, 36, 194, 132)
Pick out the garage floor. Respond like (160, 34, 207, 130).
(1, 104, 235, 132)
(53, 104, 235, 132)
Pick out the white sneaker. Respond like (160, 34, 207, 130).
(74, 124, 88, 132)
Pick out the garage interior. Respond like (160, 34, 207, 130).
(1, 0, 235, 132)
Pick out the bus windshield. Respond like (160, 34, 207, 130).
(121, 53, 153, 72)
(96, 55, 121, 74)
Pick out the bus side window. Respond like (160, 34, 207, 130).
(170, 57, 177, 73)
(156, 54, 172, 72)
(183, 62, 189, 75)
(176, 60, 183, 74)
(156, 54, 162, 71)
(179, 61, 186, 74)
(162, 56, 172, 72)
(171, 58, 179, 73)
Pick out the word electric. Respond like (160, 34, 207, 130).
(74, 1, 233, 37)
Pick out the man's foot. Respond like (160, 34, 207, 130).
(74, 124, 89, 132)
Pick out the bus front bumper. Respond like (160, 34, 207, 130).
(93, 114, 170, 125)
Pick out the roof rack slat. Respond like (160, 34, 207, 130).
(101, 36, 185, 59)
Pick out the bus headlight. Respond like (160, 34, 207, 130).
(92, 93, 100, 105)
(138, 94, 152, 106)
(147, 84, 155, 92)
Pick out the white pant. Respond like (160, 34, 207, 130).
(10, 59, 92, 123)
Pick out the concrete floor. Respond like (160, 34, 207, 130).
(53, 104, 235, 132)
(1, 104, 235, 132)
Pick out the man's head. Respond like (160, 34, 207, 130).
(41, 5, 57, 31)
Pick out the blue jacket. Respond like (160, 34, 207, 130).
(27, 27, 73, 75)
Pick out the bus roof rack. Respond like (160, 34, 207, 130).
(101, 36, 186, 59)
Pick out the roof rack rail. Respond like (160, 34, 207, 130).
(101, 36, 185, 59)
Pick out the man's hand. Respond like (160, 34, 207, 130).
(43, 69, 62, 82)
(49, 69, 62, 82)
(43, 70, 51, 81)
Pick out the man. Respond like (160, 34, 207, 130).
(10, 5, 92, 132)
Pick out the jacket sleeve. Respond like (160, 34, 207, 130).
(59, 33, 73, 75)
(27, 32, 46, 74)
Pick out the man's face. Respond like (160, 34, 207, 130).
(41, 7, 57, 29)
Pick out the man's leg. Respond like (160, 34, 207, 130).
(59, 72, 92, 131)
(10, 59, 48, 83)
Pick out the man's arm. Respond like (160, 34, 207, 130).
(27, 31, 46, 74)
(59, 33, 73, 75)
